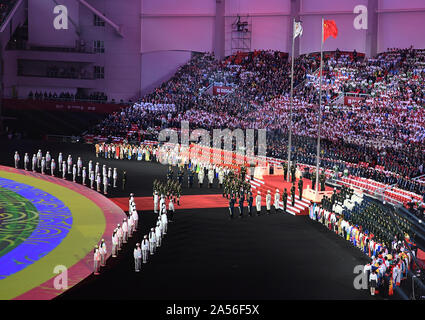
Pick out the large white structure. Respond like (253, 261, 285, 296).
(0, 0, 424, 102)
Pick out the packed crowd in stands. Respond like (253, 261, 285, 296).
(29, 91, 108, 103)
(84, 48, 425, 199)
(0, 0, 17, 25)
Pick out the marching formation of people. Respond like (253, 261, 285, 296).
(96, 190, 171, 274)
(153, 178, 179, 219)
(13, 150, 124, 194)
(131, 191, 169, 273)
(311, 192, 418, 298)
(95, 193, 140, 275)
(132, 184, 176, 272)
(223, 169, 304, 218)
(95, 142, 157, 162)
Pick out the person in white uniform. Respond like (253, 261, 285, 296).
(155, 222, 162, 248)
(198, 169, 204, 188)
(128, 214, 134, 238)
(72, 164, 77, 182)
(36, 150, 42, 168)
(77, 157, 83, 176)
(113, 168, 118, 188)
(141, 235, 149, 263)
(266, 190, 272, 214)
(129, 193, 135, 207)
(112, 229, 118, 257)
(153, 191, 159, 214)
(96, 173, 101, 192)
(159, 194, 165, 213)
(46, 151, 51, 170)
(274, 189, 281, 213)
(40, 157, 46, 175)
(256, 191, 262, 215)
(168, 198, 175, 222)
(208, 167, 214, 188)
(93, 246, 101, 275)
(32, 154, 37, 172)
(102, 165, 107, 179)
(116, 224, 123, 251)
(95, 162, 100, 177)
(50, 159, 56, 176)
(218, 168, 224, 188)
(58, 153, 63, 172)
(67, 155, 72, 174)
(82, 167, 87, 185)
(161, 209, 168, 234)
(99, 239, 107, 267)
(24, 153, 29, 170)
(62, 161, 67, 179)
(14, 151, 20, 169)
(369, 270, 378, 295)
(149, 228, 156, 255)
(122, 218, 128, 243)
(88, 160, 93, 175)
(90, 170, 95, 189)
(132, 207, 138, 231)
(134, 243, 142, 272)
(108, 167, 112, 186)
(103, 174, 108, 194)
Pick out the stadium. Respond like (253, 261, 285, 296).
(0, 0, 424, 307)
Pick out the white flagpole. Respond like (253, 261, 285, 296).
(287, 18, 296, 182)
(315, 18, 324, 193)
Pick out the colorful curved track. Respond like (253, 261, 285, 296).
(0, 166, 125, 300)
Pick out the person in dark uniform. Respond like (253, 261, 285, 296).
(282, 188, 288, 213)
(382, 268, 390, 299)
(298, 178, 303, 200)
(223, 179, 228, 198)
(240, 166, 247, 181)
(122, 170, 127, 191)
(290, 183, 296, 207)
(331, 188, 337, 207)
(247, 191, 253, 216)
(229, 194, 236, 219)
(290, 164, 296, 183)
(283, 162, 288, 181)
(312, 173, 316, 191)
(167, 166, 173, 181)
(176, 184, 181, 205)
(320, 171, 326, 191)
(178, 168, 184, 185)
(188, 169, 194, 188)
(238, 190, 245, 218)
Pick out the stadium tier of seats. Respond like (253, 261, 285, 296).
(83, 49, 425, 200)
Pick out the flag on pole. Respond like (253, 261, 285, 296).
(293, 21, 303, 39)
(323, 19, 338, 42)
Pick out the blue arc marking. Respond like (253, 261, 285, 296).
(0, 177, 73, 279)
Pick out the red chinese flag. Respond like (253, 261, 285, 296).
(323, 19, 338, 42)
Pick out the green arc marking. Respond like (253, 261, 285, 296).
(0, 188, 39, 258)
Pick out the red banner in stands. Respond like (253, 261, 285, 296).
(344, 96, 364, 106)
(212, 86, 233, 96)
(3, 99, 126, 114)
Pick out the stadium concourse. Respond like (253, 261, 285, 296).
(0, 138, 379, 300)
